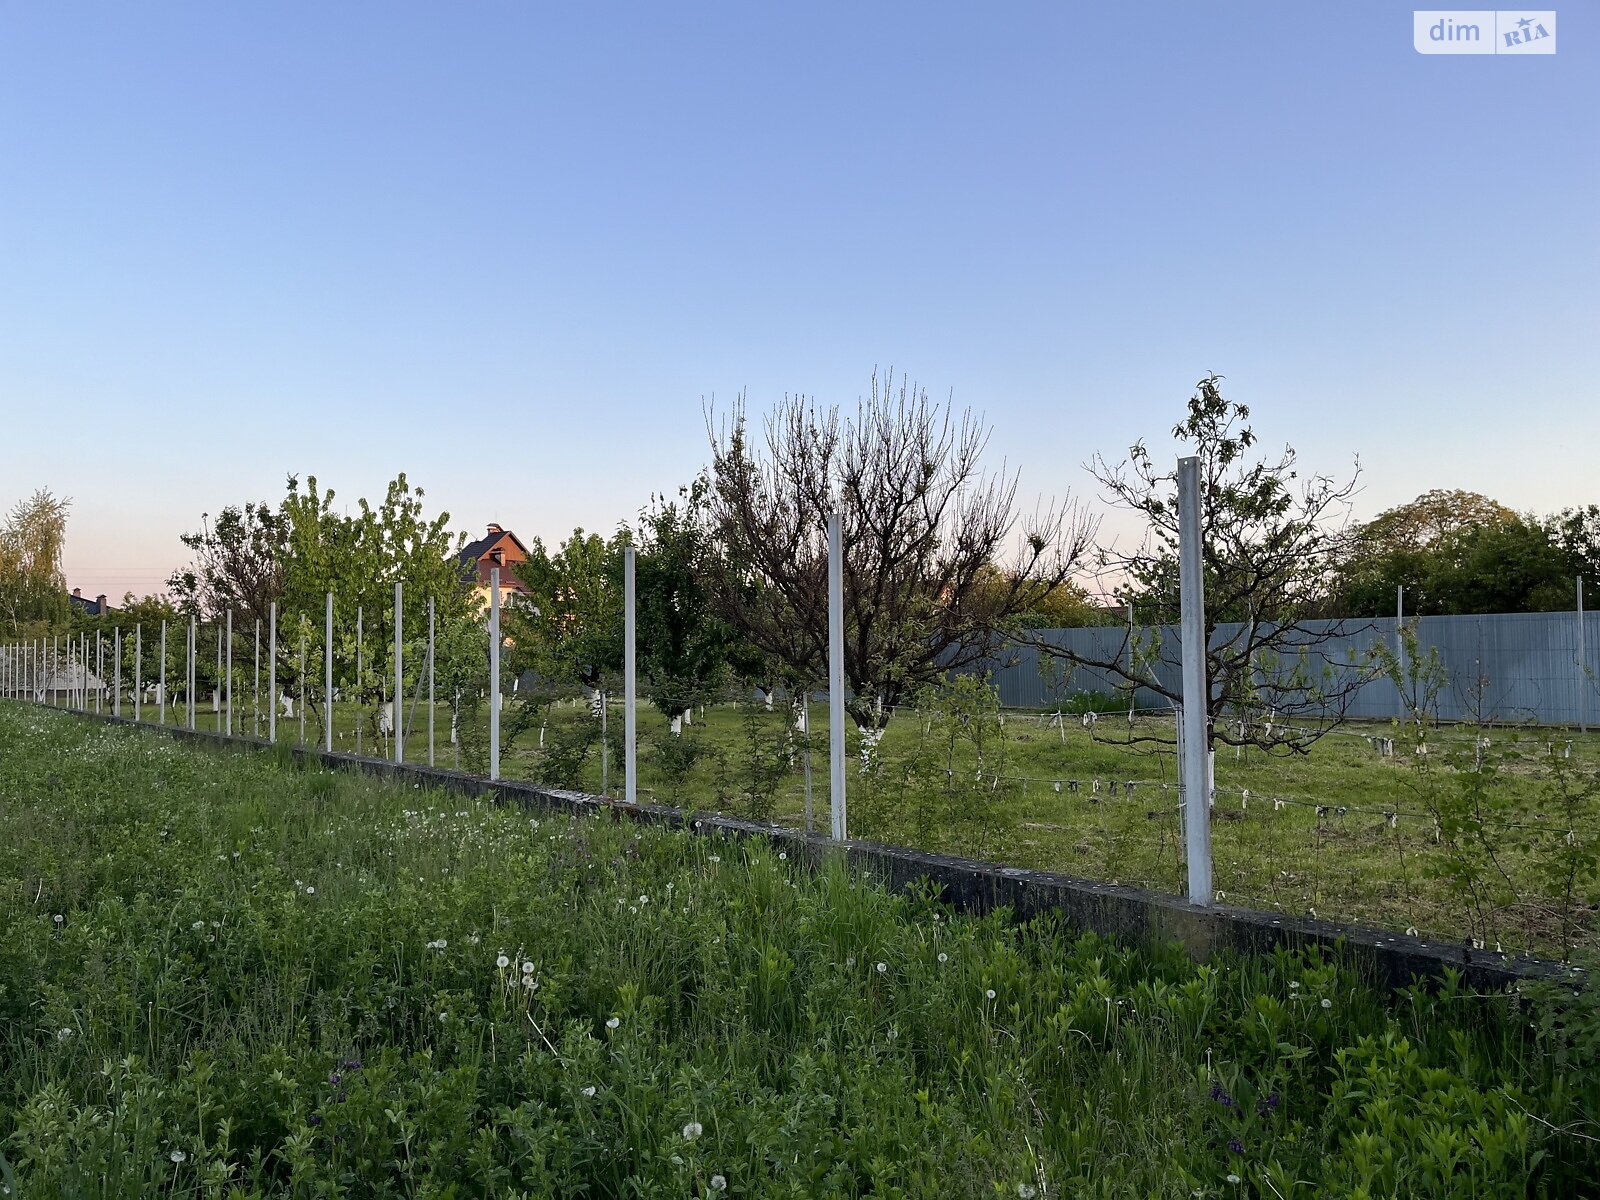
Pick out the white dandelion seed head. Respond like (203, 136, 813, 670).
(521, 961, 535, 975)
(682, 1121, 703, 1140)
(53, 914, 64, 924)
(56, 1027, 73, 1041)
(709, 1174, 727, 1191)
(522, 976, 538, 990)
(778, 852, 787, 861)
(1018, 1185, 1038, 1199)
(1288, 980, 1299, 990)
(1227, 1174, 1242, 1185)
(191, 921, 204, 930)
(305, 886, 316, 895)
(876, 961, 887, 974)
(1321, 998, 1332, 1009)
(497, 954, 510, 969)
(938, 952, 949, 963)
(986, 989, 997, 1000)
(169, 1148, 186, 1163)
(606, 1016, 620, 1029)
(639, 894, 649, 904)
(581, 1085, 596, 1097)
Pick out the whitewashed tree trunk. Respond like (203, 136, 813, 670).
(859, 725, 885, 771)
(785, 696, 805, 767)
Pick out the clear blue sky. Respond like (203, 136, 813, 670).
(3, 2, 1595, 600)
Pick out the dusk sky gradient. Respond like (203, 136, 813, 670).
(3, 2, 1596, 601)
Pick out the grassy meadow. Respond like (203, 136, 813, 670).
(2, 702, 1598, 1196)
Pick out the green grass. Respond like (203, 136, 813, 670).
(2, 702, 1596, 1197)
(54, 684, 1600, 957)
(481, 694, 1600, 958)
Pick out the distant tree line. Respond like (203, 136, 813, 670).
(1325, 489, 1599, 617)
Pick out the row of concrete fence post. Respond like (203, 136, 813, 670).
(1, 471, 1234, 907)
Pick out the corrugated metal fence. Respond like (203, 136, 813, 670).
(979, 611, 1599, 727)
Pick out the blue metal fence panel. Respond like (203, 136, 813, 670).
(976, 610, 1599, 727)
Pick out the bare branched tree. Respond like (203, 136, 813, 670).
(1035, 374, 1373, 753)
(706, 370, 1095, 734)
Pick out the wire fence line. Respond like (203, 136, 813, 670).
(4, 587, 1598, 961)
(984, 608, 1600, 728)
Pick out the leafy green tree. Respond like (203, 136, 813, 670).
(433, 609, 492, 772)
(1334, 491, 1593, 616)
(1426, 518, 1572, 614)
(0, 489, 71, 637)
(633, 479, 754, 719)
(174, 473, 470, 732)
(1545, 505, 1600, 598)
(505, 527, 627, 696)
(280, 473, 469, 732)
(972, 566, 1116, 629)
(167, 500, 287, 625)
(1333, 489, 1520, 615)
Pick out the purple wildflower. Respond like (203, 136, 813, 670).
(1227, 1138, 1245, 1155)
(309, 1113, 323, 1127)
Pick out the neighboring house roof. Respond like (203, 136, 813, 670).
(458, 524, 532, 590)
(67, 589, 112, 616)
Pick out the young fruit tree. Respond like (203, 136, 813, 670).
(630, 479, 753, 721)
(1041, 373, 1369, 753)
(172, 473, 470, 735)
(705, 370, 1094, 745)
